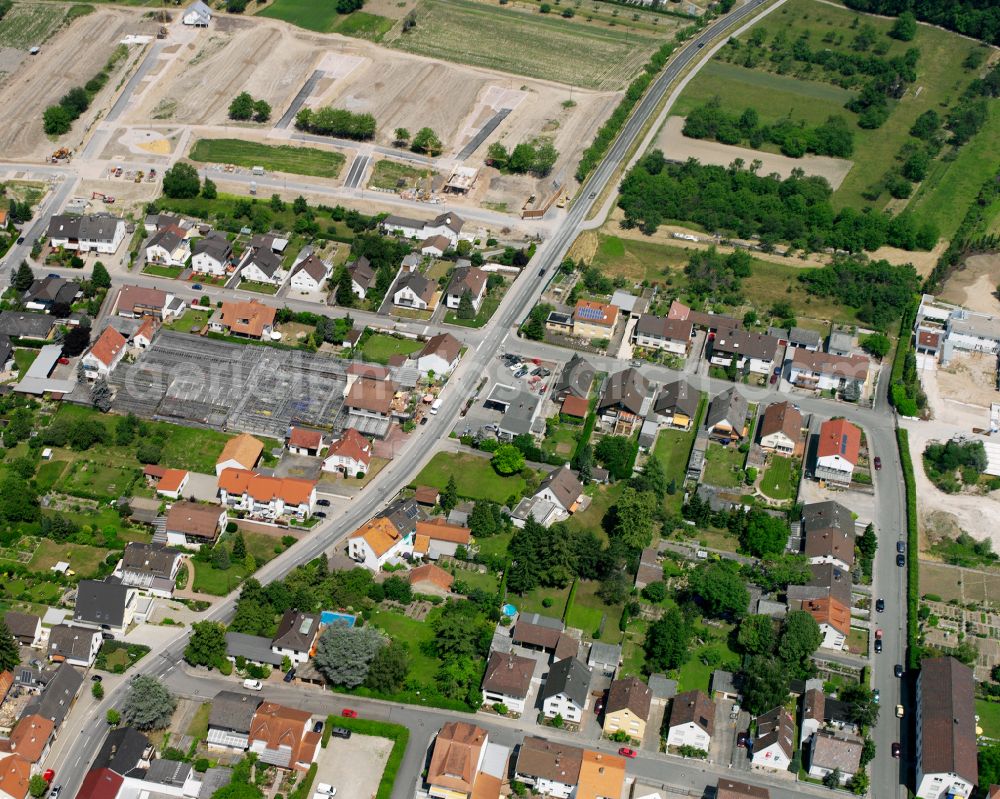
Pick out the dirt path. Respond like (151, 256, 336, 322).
(174, 557, 221, 603)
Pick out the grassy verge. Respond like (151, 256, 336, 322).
(321, 716, 408, 799)
(368, 159, 432, 190)
(189, 139, 346, 180)
(897, 427, 919, 670)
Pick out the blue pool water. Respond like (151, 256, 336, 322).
(321, 611, 357, 627)
(501, 603, 517, 617)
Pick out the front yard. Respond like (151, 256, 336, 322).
(414, 451, 532, 504)
(361, 333, 424, 364)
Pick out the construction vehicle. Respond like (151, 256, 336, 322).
(135, 170, 144, 183)
(114, 167, 123, 177)
(91, 191, 105, 201)
(50, 147, 71, 163)
(249, 181, 257, 195)
(157, 25, 168, 38)
(556, 194, 569, 208)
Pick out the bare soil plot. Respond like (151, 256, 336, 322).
(654, 117, 854, 190)
(938, 253, 1000, 315)
(921, 561, 1000, 606)
(933, 352, 998, 410)
(0, 8, 154, 159)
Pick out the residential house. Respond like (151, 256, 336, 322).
(511, 613, 564, 653)
(496, 392, 539, 441)
(827, 331, 854, 357)
(787, 562, 853, 610)
(598, 368, 653, 436)
(560, 396, 589, 420)
(709, 327, 780, 375)
(800, 688, 825, 746)
(635, 547, 663, 591)
(80, 326, 128, 379)
(420, 236, 450, 257)
(751, 707, 794, 772)
(270, 610, 319, 665)
(7, 714, 55, 772)
(576, 750, 626, 799)
(514, 737, 583, 799)
(416, 333, 461, 376)
(808, 731, 862, 784)
(93, 727, 152, 775)
(481, 652, 534, 714)
(115, 542, 182, 596)
(787, 327, 822, 352)
(541, 657, 591, 723)
(72, 580, 137, 636)
(225, 632, 284, 669)
(131, 316, 156, 350)
(426, 722, 488, 799)
(207, 690, 263, 750)
(182, 0, 212, 25)
(392, 271, 435, 310)
(413, 486, 440, 507)
(322, 428, 372, 477)
(573, 300, 619, 340)
(815, 419, 861, 488)
(802, 596, 851, 651)
(407, 563, 454, 597)
(803, 501, 855, 571)
(666, 690, 715, 752)
(239, 247, 284, 286)
(145, 225, 190, 267)
(705, 388, 748, 442)
(587, 642, 621, 676)
(348, 517, 410, 572)
(21, 663, 83, 728)
(758, 401, 802, 455)
(348, 257, 377, 300)
(191, 233, 232, 276)
(22, 277, 80, 314)
(113, 286, 172, 320)
(787, 349, 870, 395)
(286, 427, 324, 457)
(652, 378, 700, 430)
(0, 312, 55, 341)
(632, 315, 693, 355)
(288, 255, 329, 293)
(164, 502, 226, 548)
(413, 518, 471, 561)
(217, 469, 317, 520)
(534, 466, 584, 521)
(247, 701, 320, 771)
(915, 657, 977, 799)
(603, 677, 652, 740)
(3, 612, 41, 648)
(382, 212, 467, 247)
(208, 300, 277, 340)
(153, 468, 189, 500)
(47, 624, 102, 668)
(73, 769, 123, 799)
(48, 214, 126, 254)
(215, 432, 264, 475)
(345, 377, 396, 420)
(445, 266, 488, 313)
(716, 780, 770, 799)
(552, 354, 594, 402)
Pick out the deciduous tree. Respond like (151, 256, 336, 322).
(185, 621, 228, 668)
(123, 676, 177, 730)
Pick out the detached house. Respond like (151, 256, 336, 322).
(632, 315, 693, 355)
(48, 214, 126, 254)
(288, 254, 329, 293)
(706, 388, 748, 442)
(758, 401, 802, 454)
(603, 676, 652, 741)
(599, 368, 652, 436)
(666, 690, 715, 752)
(239, 247, 284, 286)
(710, 327, 780, 375)
(573, 300, 619, 340)
(481, 651, 535, 714)
(553, 354, 594, 403)
(393, 271, 435, 311)
(209, 300, 277, 340)
(541, 657, 591, 723)
(915, 657, 977, 799)
(808, 732, 863, 785)
(72, 580, 138, 636)
(191, 233, 232, 276)
(803, 500, 855, 571)
(164, 501, 226, 548)
(416, 333, 461, 376)
(217, 469, 317, 520)
(22, 277, 80, 314)
(348, 517, 410, 572)
(145, 225, 190, 267)
(322, 428, 372, 477)
(115, 542, 182, 596)
(815, 419, 861, 488)
(514, 737, 583, 799)
(113, 285, 174, 320)
(345, 377, 396, 420)
(652, 378, 699, 430)
(534, 466, 584, 522)
(216, 432, 264, 475)
(3, 612, 41, 648)
(383, 211, 468, 247)
(248, 702, 320, 772)
(751, 707, 794, 772)
(207, 690, 262, 751)
(286, 427, 324, 457)
(81, 326, 127, 379)
(787, 349, 870, 395)
(427, 722, 506, 799)
(446, 267, 488, 313)
(270, 610, 319, 664)
(47, 624, 101, 668)
(348, 257, 377, 300)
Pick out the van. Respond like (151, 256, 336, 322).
(251, 166, 265, 176)
(430, 398, 442, 415)
(329, 727, 351, 739)
(242, 679, 263, 691)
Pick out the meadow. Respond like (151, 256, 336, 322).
(188, 139, 345, 180)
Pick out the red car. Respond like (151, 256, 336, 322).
(57, 357, 70, 365)
(341, 708, 358, 718)
(42, 770, 55, 783)
(874, 456, 882, 470)
(618, 747, 637, 759)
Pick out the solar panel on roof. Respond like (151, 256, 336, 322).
(840, 434, 848, 454)
(577, 306, 605, 320)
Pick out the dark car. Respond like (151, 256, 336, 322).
(769, 373, 778, 385)
(897, 541, 906, 554)
(317, 499, 331, 507)
(313, 720, 324, 734)
(48, 273, 60, 279)
(897, 553, 906, 567)
(697, 42, 705, 48)
(876, 598, 885, 613)
(420, 416, 428, 425)
(737, 732, 749, 748)
(101, 632, 114, 640)
(330, 727, 351, 740)
(894, 664, 904, 678)
(315, 511, 327, 518)
(874, 639, 882, 654)
(594, 697, 604, 715)
(538, 269, 545, 277)
(284, 669, 295, 682)
(891, 742, 901, 758)
(874, 456, 882, 470)
(91, 675, 103, 683)
(17, 237, 24, 244)
(192, 283, 202, 290)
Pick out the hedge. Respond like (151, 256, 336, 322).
(897, 427, 919, 669)
(288, 763, 317, 799)
(323, 717, 408, 799)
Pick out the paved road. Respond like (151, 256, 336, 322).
(343, 154, 372, 189)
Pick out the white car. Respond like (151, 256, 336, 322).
(242, 679, 263, 691)
(316, 785, 337, 797)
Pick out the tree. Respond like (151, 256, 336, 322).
(29, 776, 48, 799)
(185, 621, 227, 668)
(595, 435, 634, 479)
(364, 640, 409, 694)
(487, 142, 508, 168)
(777, 610, 822, 676)
(91, 261, 111, 289)
(293, 195, 309, 215)
(123, 675, 177, 730)
(741, 655, 789, 714)
(889, 11, 917, 40)
(91, 377, 112, 413)
(62, 325, 90, 356)
(162, 163, 201, 199)
(644, 607, 691, 670)
(253, 100, 271, 123)
(597, 570, 630, 605)
(43, 104, 73, 135)
(739, 509, 789, 558)
(0, 621, 19, 671)
(201, 178, 218, 200)
(641, 581, 667, 603)
(92, 680, 104, 699)
(228, 92, 255, 120)
(232, 531, 247, 560)
(457, 290, 475, 320)
(840, 682, 880, 729)
(630, 456, 667, 500)
(12, 261, 34, 293)
(335, 267, 355, 307)
(106, 708, 121, 726)
(313, 622, 385, 687)
(689, 562, 749, 619)
(393, 127, 410, 146)
(861, 332, 891, 359)
(979, 745, 1000, 790)
(469, 501, 504, 538)
(411, 127, 443, 156)
(440, 475, 459, 513)
(822, 767, 843, 788)
(611, 487, 657, 551)
(737, 614, 775, 656)
(491, 444, 525, 475)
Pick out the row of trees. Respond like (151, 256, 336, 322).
(486, 139, 558, 177)
(42, 45, 127, 135)
(798, 256, 920, 330)
(843, 0, 1000, 46)
(294, 107, 376, 141)
(228, 92, 271, 123)
(392, 127, 443, 156)
(683, 101, 855, 158)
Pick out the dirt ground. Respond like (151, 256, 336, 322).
(938, 253, 1000, 313)
(0, 8, 157, 160)
(654, 117, 854, 189)
(929, 351, 999, 411)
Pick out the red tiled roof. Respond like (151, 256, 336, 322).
(561, 395, 589, 418)
(288, 427, 324, 451)
(89, 326, 127, 367)
(327, 429, 372, 466)
(816, 419, 861, 464)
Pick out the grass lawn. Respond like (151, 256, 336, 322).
(450, 568, 499, 594)
(368, 159, 433, 191)
(29, 539, 108, 577)
(334, 11, 394, 39)
(189, 139, 346, 179)
(652, 424, 699, 511)
(703, 444, 746, 489)
(444, 289, 503, 329)
(192, 530, 279, 595)
(541, 424, 580, 459)
(677, 623, 738, 693)
(57, 459, 140, 500)
(143, 264, 184, 279)
(239, 280, 279, 295)
(565, 579, 623, 642)
(369, 606, 439, 684)
(362, 333, 423, 364)
(259, 0, 392, 38)
(846, 627, 869, 656)
(977, 699, 1000, 738)
(95, 641, 150, 673)
(13, 349, 38, 375)
(619, 618, 649, 677)
(165, 308, 211, 334)
(512, 584, 571, 619)
(415, 452, 528, 504)
(759, 455, 796, 501)
(186, 703, 212, 740)
(35, 460, 67, 492)
(562, 481, 622, 541)
(476, 531, 511, 563)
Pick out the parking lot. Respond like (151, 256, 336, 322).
(314, 731, 393, 799)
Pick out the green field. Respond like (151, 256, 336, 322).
(703, 444, 745, 489)
(189, 139, 346, 180)
(58, 459, 139, 500)
(368, 159, 433, 191)
(759, 455, 796, 501)
(361, 333, 423, 364)
(29, 539, 108, 577)
(564, 579, 623, 642)
(977, 699, 1000, 738)
(369, 607, 439, 683)
(0, 3, 68, 48)
(414, 451, 529, 503)
(239, 280, 279, 295)
(258, 0, 392, 38)
(652, 425, 698, 510)
(383, 0, 660, 91)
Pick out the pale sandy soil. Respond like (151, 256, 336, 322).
(938, 253, 1000, 313)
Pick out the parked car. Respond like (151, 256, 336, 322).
(894, 664, 904, 678)
(892, 742, 901, 758)
(192, 283, 202, 290)
(315, 511, 327, 518)
(101, 632, 114, 640)
(43, 771, 54, 783)
(897, 541, 906, 554)
(342, 708, 358, 718)
(737, 732, 749, 748)
(16, 237, 24, 244)
(594, 697, 604, 715)
(316, 785, 336, 797)
(874, 639, 882, 654)
(875, 628, 883, 640)
(895, 704, 904, 718)
(49, 787, 61, 799)
(57, 357, 69, 365)
(242, 679, 263, 691)
(874, 456, 882, 470)
(618, 747, 637, 759)
(90, 675, 102, 683)
(47, 273, 59, 279)
(313, 721, 324, 733)
(769, 373, 778, 385)
(329, 727, 351, 739)
(317, 499, 331, 507)
(897, 553, 906, 567)
(283, 669, 295, 682)
(873, 689, 880, 704)
(876, 598, 885, 612)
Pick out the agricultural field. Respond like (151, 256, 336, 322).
(382, 0, 661, 91)
(0, 3, 72, 49)
(668, 0, 994, 233)
(188, 139, 346, 180)
(259, 0, 394, 39)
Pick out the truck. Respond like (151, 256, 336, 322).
(249, 181, 257, 195)
(430, 398, 442, 415)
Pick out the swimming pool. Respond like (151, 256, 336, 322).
(321, 611, 357, 627)
(501, 603, 517, 617)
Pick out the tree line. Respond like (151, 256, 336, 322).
(42, 45, 129, 135)
(683, 100, 855, 158)
(797, 256, 920, 330)
(295, 107, 376, 141)
(487, 139, 558, 177)
(843, 0, 1000, 46)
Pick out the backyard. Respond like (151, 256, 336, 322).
(759, 455, 797, 502)
(368, 605, 440, 685)
(361, 333, 423, 364)
(414, 452, 531, 504)
(444, 284, 506, 329)
(95, 641, 150, 673)
(165, 308, 212, 334)
(564, 579, 623, 642)
(651, 423, 699, 511)
(190, 530, 284, 595)
(702, 444, 746, 489)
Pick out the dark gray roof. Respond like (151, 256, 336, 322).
(711, 327, 779, 362)
(654, 378, 700, 419)
(599, 368, 651, 416)
(122, 542, 181, 579)
(93, 727, 150, 775)
(0, 335, 10, 367)
(73, 580, 132, 628)
(193, 232, 231, 261)
(22, 663, 83, 726)
(224, 632, 284, 666)
(147, 226, 184, 254)
(635, 314, 693, 341)
(647, 673, 678, 700)
(144, 759, 192, 787)
(48, 214, 81, 239)
(789, 327, 821, 348)
(537, 466, 583, 511)
(541, 657, 591, 707)
(272, 609, 320, 652)
(395, 271, 435, 303)
(553, 354, 594, 400)
(4, 610, 40, 642)
(349, 257, 376, 290)
(198, 768, 233, 799)
(208, 690, 263, 733)
(705, 388, 748, 431)
(48, 624, 98, 662)
(384, 498, 420, 537)
(0, 311, 55, 339)
(802, 501, 854, 537)
(498, 392, 538, 437)
(292, 254, 327, 283)
(23, 276, 80, 307)
(245, 247, 282, 279)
